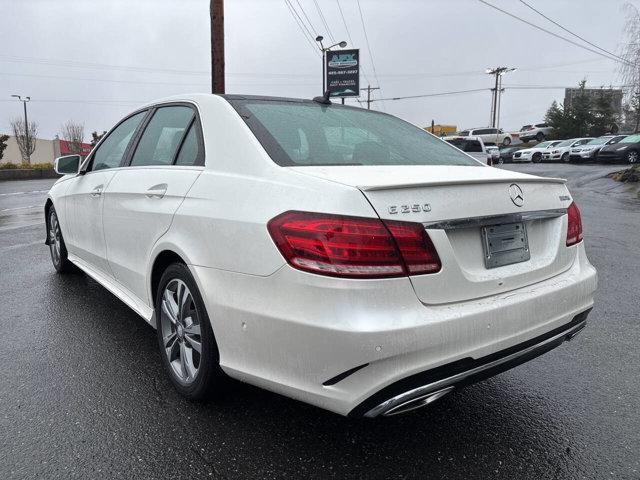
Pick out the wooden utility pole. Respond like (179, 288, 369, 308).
(210, 0, 225, 94)
(360, 85, 380, 110)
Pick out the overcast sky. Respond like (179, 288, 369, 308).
(0, 0, 633, 139)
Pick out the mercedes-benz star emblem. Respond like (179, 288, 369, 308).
(509, 183, 524, 207)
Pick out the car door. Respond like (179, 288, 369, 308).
(102, 104, 204, 303)
(64, 110, 148, 275)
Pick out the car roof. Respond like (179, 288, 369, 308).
(444, 135, 483, 141)
(138, 93, 360, 109)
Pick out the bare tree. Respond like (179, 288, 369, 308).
(10, 118, 38, 164)
(618, 3, 640, 131)
(61, 120, 85, 154)
(0, 134, 9, 162)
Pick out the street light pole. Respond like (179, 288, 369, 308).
(11, 94, 31, 163)
(315, 36, 347, 96)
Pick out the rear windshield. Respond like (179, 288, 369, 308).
(620, 134, 640, 143)
(230, 99, 480, 167)
(446, 138, 483, 153)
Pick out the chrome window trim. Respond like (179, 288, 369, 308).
(423, 208, 567, 230)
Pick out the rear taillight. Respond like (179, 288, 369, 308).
(566, 201, 583, 246)
(267, 211, 441, 278)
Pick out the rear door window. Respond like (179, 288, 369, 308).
(130, 106, 195, 167)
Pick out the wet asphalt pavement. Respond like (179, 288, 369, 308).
(1, 164, 639, 479)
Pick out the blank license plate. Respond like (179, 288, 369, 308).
(481, 222, 530, 269)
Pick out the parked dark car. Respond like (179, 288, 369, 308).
(498, 146, 521, 163)
(568, 135, 626, 162)
(598, 134, 640, 164)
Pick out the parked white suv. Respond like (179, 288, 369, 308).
(458, 127, 512, 146)
(519, 123, 554, 143)
(45, 94, 597, 417)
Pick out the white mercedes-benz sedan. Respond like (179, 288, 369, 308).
(45, 94, 597, 417)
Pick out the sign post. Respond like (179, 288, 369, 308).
(325, 49, 360, 99)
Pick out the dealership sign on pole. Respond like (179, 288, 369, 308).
(325, 49, 360, 98)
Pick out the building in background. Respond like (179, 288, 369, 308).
(0, 134, 92, 164)
(564, 87, 623, 115)
(423, 124, 457, 137)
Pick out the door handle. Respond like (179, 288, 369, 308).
(145, 183, 168, 199)
(90, 185, 103, 197)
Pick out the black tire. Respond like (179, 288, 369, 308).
(532, 152, 542, 163)
(522, 139, 529, 143)
(535, 132, 545, 142)
(47, 206, 74, 273)
(562, 152, 570, 163)
(155, 262, 225, 400)
(627, 150, 638, 164)
(502, 137, 512, 146)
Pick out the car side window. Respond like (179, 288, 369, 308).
(90, 111, 146, 171)
(174, 122, 201, 166)
(130, 106, 195, 167)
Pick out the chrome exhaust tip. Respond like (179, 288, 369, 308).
(382, 386, 455, 417)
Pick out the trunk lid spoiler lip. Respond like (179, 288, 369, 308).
(358, 176, 566, 192)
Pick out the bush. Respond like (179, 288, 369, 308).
(609, 165, 640, 183)
(0, 162, 53, 170)
(29, 162, 53, 170)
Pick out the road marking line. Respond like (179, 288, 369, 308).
(0, 205, 41, 212)
(0, 190, 49, 197)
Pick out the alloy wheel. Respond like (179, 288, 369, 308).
(160, 279, 202, 384)
(628, 151, 638, 164)
(49, 211, 62, 266)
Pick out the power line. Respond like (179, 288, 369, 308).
(335, 0, 355, 46)
(355, 0, 384, 110)
(294, 0, 319, 37)
(519, 0, 628, 64)
(313, 0, 336, 43)
(371, 88, 490, 102)
(284, 0, 320, 56)
(477, 0, 634, 66)
(0, 54, 211, 76)
(0, 71, 321, 88)
(335, 0, 372, 86)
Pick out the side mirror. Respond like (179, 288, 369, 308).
(54, 155, 81, 175)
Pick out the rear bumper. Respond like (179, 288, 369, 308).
(351, 309, 590, 417)
(191, 243, 597, 416)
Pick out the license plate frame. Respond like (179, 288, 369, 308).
(481, 222, 530, 269)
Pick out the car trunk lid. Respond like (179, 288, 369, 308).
(289, 165, 574, 304)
